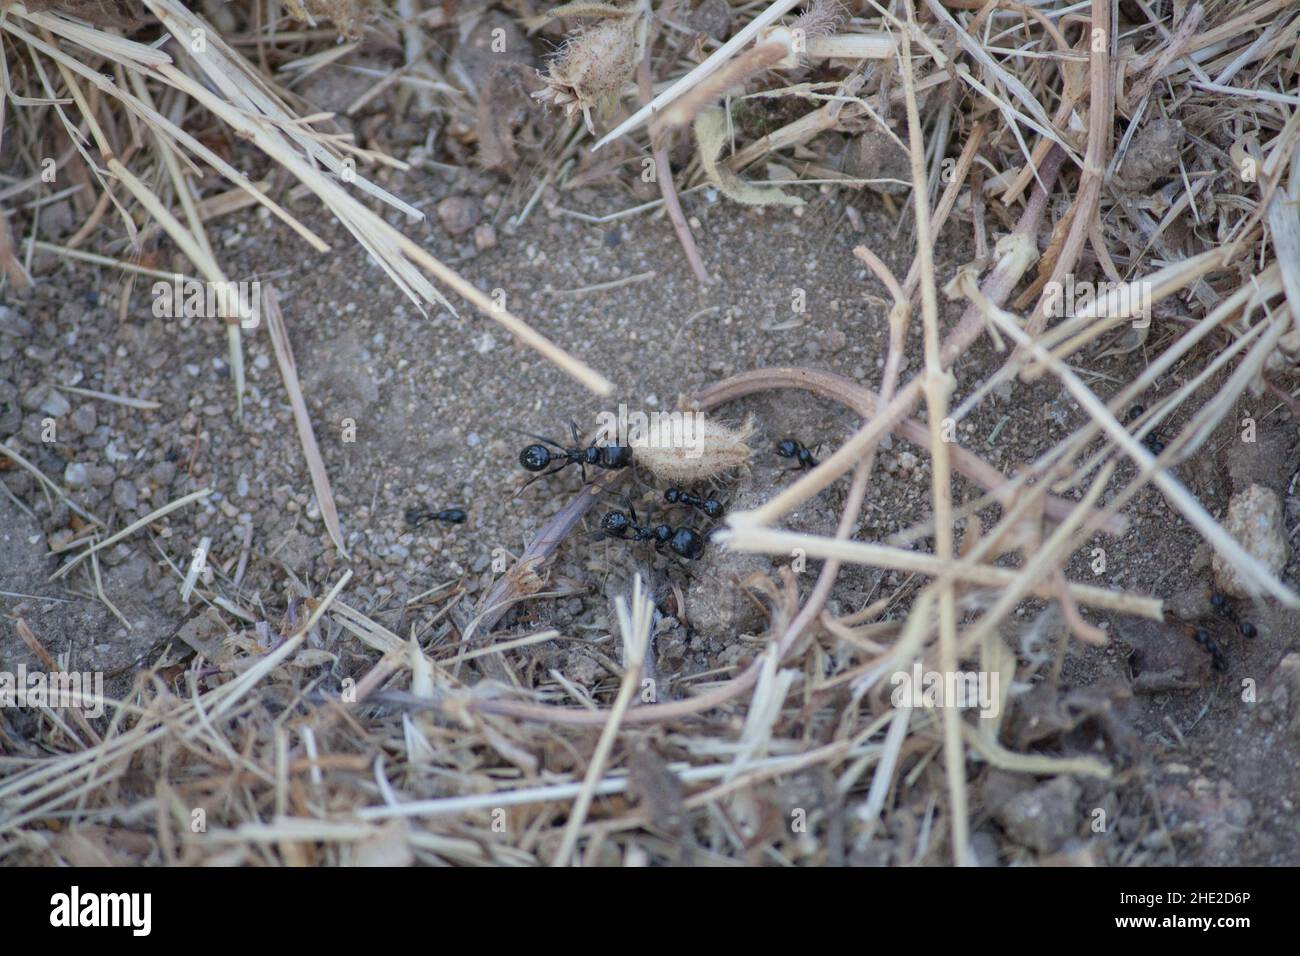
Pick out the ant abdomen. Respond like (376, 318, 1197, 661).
(519, 444, 553, 472)
(668, 527, 705, 560)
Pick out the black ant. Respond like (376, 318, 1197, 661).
(664, 486, 725, 519)
(1209, 591, 1258, 638)
(517, 421, 633, 490)
(1189, 626, 1229, 673)
(405, 506, 467, 526)
(776, 438, 817, 468)
(599, 507, 706, 560)
(1126, 405, 1166, 455)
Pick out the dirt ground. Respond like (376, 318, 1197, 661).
(4, 105, 1300, 865)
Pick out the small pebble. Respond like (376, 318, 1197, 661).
(473, 223, 497, 251)
(437, 196, 482, 236)
(70, 404, 97, 434)
(112, 479, 138, 511)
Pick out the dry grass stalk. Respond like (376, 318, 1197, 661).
(6, 0, 1300, 868)
(262, 285, 347, 557)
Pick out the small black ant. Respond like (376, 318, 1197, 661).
(1209, 591, 1258, 638)
(1126, 405, 1166, 455)
(1189, 627, 1229, 673)
(405, 506, 467, 526)
(776, 438, 817, 468)
(599, 507, 706, 560)
(664, 486, 725, 519)
(517, 421, 633, 490)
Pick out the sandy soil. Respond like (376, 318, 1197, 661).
(4, 124, 1300, 864)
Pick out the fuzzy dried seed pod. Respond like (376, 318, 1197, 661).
(533, 16, 638, 133)
(631, 415, 755, 483)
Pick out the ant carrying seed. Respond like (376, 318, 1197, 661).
(599, 507, 706, 560)
(776, 437, 817, 468)
(1209, 591, 1258, 638)
(517, 420, 633, 490)
(664, 486, 725, 519)
(1189, 626, 1229, 673)
(405, 506, 467, 526)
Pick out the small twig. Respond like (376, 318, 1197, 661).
(635, 2, 710, 285)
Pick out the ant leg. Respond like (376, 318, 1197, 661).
(516, 460, 575, 494)
(510, 428, 569, 451)
(626, 461, 655, 496)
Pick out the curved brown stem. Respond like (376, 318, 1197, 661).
(697, 367, 1128, 536)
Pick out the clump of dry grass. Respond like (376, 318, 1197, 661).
(0, 0, 611, 396)
(3, 0, 1299, 867)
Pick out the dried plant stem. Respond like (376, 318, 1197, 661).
(767, 251, 913, 724)
(951, 462, 1118, 659)
(474, 471, 628, 635)
(959, 276, 1299, 606)
(552, 577, 651, 865)
(264, 286, 347, 557)
(661, 41, 788, 129)
(902, 121, 986, 298)
(636, 6, 709, 285)
(898, 4, 966, 866)
(715, 514, 1160, 617)
(1021, 0, 1113, 340)
(52, 489, 212, 581)
(729, 147, 1064, 528)
(696, 367, 1126, 535)
(593, 0, 804, 150)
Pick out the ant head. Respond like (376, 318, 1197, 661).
(665, 487, 683, 503)
(601, 511, 631, 537)
(1127, 405, 1146, 422)
(670, 528, 705, 560)
(1209, 591, 1228, 610)
(702, 498, 725, 519)
(519, 444, 552, 472)
(776, 438, 800, 459)
(1240, 621, 1258, 638)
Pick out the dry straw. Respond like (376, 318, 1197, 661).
(4, 0, 1299, 867)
